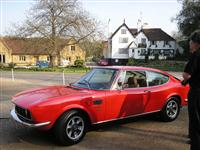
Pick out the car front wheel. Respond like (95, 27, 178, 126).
(160, 97, 180, 122)
(54, 110, 87, 145)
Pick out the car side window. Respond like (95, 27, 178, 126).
(123, 70, 147, 88)
(147, 71, 169, 87)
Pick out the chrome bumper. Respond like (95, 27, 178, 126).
(10, 109, 51, 128)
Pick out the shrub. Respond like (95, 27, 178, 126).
(74, 60, 84, 67)
(127, 58, 135, 66)
(8, 62, 16, 68)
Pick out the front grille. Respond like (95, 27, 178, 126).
(15, 105, 33, 123)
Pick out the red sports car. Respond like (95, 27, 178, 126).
(11, 66, 189, 145)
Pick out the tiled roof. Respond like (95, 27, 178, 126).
(141, 28, 175, 41)
(129, 28, 137, 35)
(110, 23, 175, 41)
(0, 37, 71, 55)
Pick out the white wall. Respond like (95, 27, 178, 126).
(148, 41, 176, 50)
(135, 32, 149, 47)
(111, 26, 136, 59)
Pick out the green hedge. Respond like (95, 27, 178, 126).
(127, 60, 186, 72)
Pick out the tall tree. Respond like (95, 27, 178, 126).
(11, 0, 100, 66)
(175, 0, 200, 37)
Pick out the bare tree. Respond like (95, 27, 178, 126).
(11, 0, 101, 66)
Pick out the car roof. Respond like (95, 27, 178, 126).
(93, 66, 170, 76)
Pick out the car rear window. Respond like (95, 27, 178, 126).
(147, 71, 169, 86)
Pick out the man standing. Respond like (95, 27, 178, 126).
(182, 30, 200, 150)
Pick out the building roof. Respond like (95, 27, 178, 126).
(110, 23, 175, 41)
(110, 23, 136, 39)
(0, 37, 72, 55)
(129, 28, 138, 35)
(141, 28, 175, 41)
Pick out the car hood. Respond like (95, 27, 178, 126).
(12, 85, 90, 107)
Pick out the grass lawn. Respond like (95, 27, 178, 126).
(1, 60, 186, 73)
(1, 67, 91, 73)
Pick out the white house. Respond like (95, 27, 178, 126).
(104, 22, 177, 65)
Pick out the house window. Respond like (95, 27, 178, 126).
(71, 45, 75, 51)
(67, 57, 71, 61)
(19, 56, 26, 61)
(151, 41, 156, 45)
(140, 49, 147, 56)
(118, 48, 128, 54)
(121, 29, 127, 34)
(141, 38, 146, 45)
(119, 37, 128, 43)
(47, 56, 50, 61)
(164, 41, 169, 47)
(0, 54, 5, 63)
(76, 56, 80, 60)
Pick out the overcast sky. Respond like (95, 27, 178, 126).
(0, 0, 183, 36)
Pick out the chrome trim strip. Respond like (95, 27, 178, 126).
(10, 109, 51, 127)
(93, 110, 161, 125)
(15, 112, 32, 122)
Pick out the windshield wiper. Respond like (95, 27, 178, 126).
(78, 80, 91, 89)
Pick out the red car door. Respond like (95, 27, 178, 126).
(105, 70, 150, 121)
(144, 71, 171, 112)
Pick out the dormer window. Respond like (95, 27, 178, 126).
(121, 29, 127, 34)
(119, 37, 128, 43)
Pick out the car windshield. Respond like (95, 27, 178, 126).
(73, 68, 118, 90)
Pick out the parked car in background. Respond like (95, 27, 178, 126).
(11, 66, 189, 145)
(60, 59, 70, 67)
(36, 60, 49, 68)
(98, 59, 109, 66)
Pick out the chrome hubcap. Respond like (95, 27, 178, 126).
(66, 116, 84, 140)
(166, 100, 178, 119)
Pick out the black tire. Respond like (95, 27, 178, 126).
(53, 110, 87, 146)
(160, 97, 180, 122)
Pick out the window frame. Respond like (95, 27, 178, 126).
(146, 71, 170, 87)
(19, 55, 26, 61)
(119, 37, 128, 43)
(116, 70, 148, 90)
(141, 38, 146, 45)
(121, 29, 127, 34)
(118, 48, 128, 54)
(47, 56, 50, 61)
(73, 68, 118, 90)
(114, 69, 170, 90)
(71, 45, 76, 51)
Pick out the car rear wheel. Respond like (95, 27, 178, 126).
(160, 97, 180, 122)
(54, 110, 87, 145)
